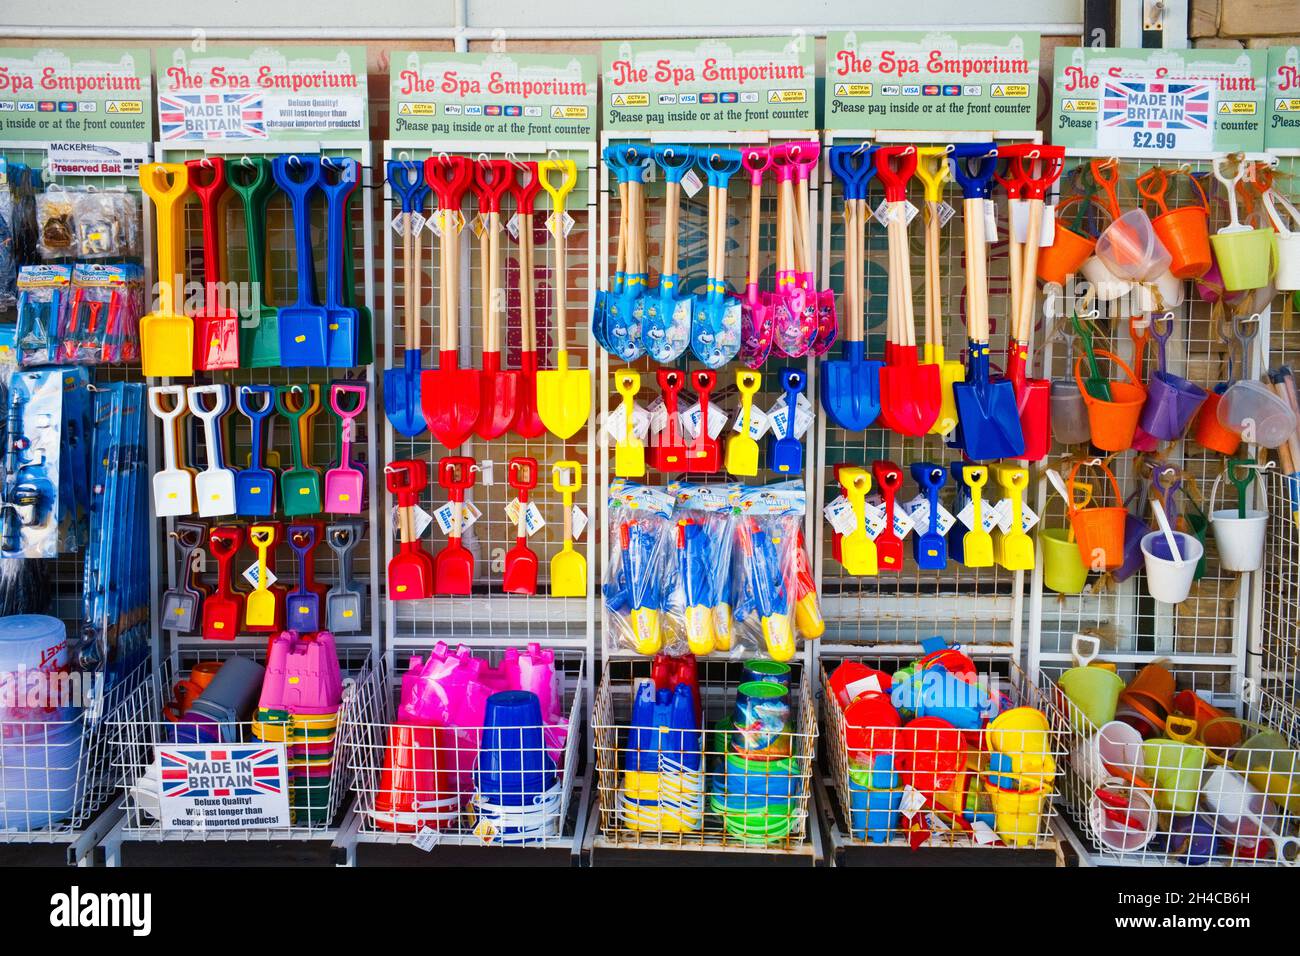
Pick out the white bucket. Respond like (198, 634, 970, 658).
(1072, 719, 1145, 788)
(1208, 472, 1268, 572)
(1141, 530, 1204, 604)
(1264, 189, 1300, 292)
(1081, 255, 1134, 302)
(1089, 776, 1156, 853)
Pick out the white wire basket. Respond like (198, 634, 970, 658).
(821, 653, 1064, 852)
(107, 644, 367, 841)
(0, 659, 148, 842)
(592, 656, 817, 853)
(341, 647, 584, 849)
(1041, 662, 1300, 867)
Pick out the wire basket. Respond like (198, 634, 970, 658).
(342, 647, 584, 848)
(107, 644, 367, 841)
(1041, 662, 1300, 867)
(592, 656, 817, 852)
(0, 659, 148, 842)
(822, 653, 1064, 851)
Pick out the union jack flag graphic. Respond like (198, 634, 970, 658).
(1102, 81, 1211, 130)
(159, 92, 266, 141)
(160, 747, 284, 798)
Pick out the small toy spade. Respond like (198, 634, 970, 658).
(769, 368, 805, 475)
(161, 521, 206, 633)
(503, 456, 539, 595)
(202, 525, 245, 640)
(433, 456, 476, 596)
(325, 520, 366, 632)
(286, 520, 327, 632)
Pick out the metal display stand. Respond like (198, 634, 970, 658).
(336, 138, 598, 864)
(101, 139, 381, 865)
(0, 140, 153, 865)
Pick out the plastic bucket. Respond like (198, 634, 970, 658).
(847, 753, 902, 843)
(1038, 222, 1097, 286)
(1139, 371, 1208, 441)
(1073, 720, 1147, 788)
(1074, 352, 1147, 452)
(1096, 208, 1172, 282)
(1276, 234, 1300, 292)
(1141, 530, 1203, 605)
(1218, 380, 1299, 449)
(1058, 665, 1124, 732)
(1142, 720, 1207, 815)
(1153, 205, 1212, 280)
(1114, 511, 1150, 584)
(1050, 379, 1091, 445)
(984, 779, 1047, 847)
(1041, 527, 1088, 594)
(0, 721, 83, 829)
(1207, 472, 1267, 572)
(1068, 461, 1128, 569)
(1209, 228, 1278, 291)
(843, 691, 901, 762)
(1089, 779, 1156, 853)
(1081, 255, 1135, 301)
(1195, 389, 1240, 455)
(0, 615, 73, 725)
(1118, 663, 1176, 737)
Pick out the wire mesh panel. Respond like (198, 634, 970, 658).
(594, 132, 821, 665)
(342, 646, 584, 848)
(107, 643, 368, 841)
(815, 133, 1036, 655)
(0, 659, 147, 843)
(1027, 155, 1269, 695)
(591, 656, 817, 853)
(146, 141, 382, 669)
(380, 142, 596, 660)
(1261, 469, 1300, 716)
(821, 653, 1064, 852)
(1041, 661, 1300, 867)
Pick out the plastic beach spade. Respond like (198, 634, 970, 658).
(287, 521, 327, 633)
(202, 525, 245, 640)
(434, 456, 476, 596)
(324, 381, 366, 514)
(503, 457, 539, 596)
(161, 521, 206, 633)
(322, 156, 362, 368)
(613, 369, 645, 478)
(726, 370, 762, 477)
(386, 460, 434, 601)
(235, 385, 276, 516)
(910, 462, 947, 571)
(229, 156, 281, 367)
(769, 368, 805, 476)
(187, 384, 237, 518)
(536, 159, 591, 440)
(551, 461, 586, 598)
(384, 159, 432, 437)
(245, 523, 284, 631)
(271, 155, 329, 367)
(186, 157, 240, 370)
(138, 163, 193, 378)
(149, 385, 193, 518)
(326, 520, 366, 632)
(275, 384, 323, 516)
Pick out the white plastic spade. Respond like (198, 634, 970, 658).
(187, 384, 237, 518)
(148, 385, 194, 517)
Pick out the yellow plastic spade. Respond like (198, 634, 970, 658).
(993, 464, 1035, 571)
(725, 370, 761, 477)
(536, 160, 592, 440)
(840, 466, 878, 576)
(550, 461, 587, 598)
(916, 147, 964, 436)
(613, 369, 645, 477)
(139, 163, 194, 378)
(962, 466, 995, 568)
(245, 524, 279, 627)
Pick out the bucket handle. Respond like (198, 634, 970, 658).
(1073, 349, 1142, 403)
(1066, 458, 1123, 518)
(1263, 186, 1300, 238)
(1071, 633, 1100, 667)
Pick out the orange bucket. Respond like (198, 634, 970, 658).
(1139, 168, 1212, 280)
(1194, 389, 1241, 455)
(1073, 351, 1147, 452)
(1066, 459, 1128, 569)
(1117, 662, 1176, 735)
(1038, 195, 1098, 286)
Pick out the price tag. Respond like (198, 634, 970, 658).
(412, 505, 435, 539)
(936, 200, 956, 229)
(983, 198, 999, 244)
(823, 495, 859, 535)
(433, 501, 481, 535)
(571, 506, 588, 540)
(242, 562, 278, 590)
(874, 200, 919, 227)
(956, 500, 1001, 534)
(680, 400, 728, 441)
(730, 404, 769, 439)
(505, 498, 546, 536)
(412, 826, 441, 851)
(391, 210, 426, 236)
(506, 212, 522, 240)
(862, 502, 914, 540)
(1096, 83, 1215, 156)
(547, 211, 575, 238)
(766, 392, 814, 439)
(604, 402, 650, 445)
(904, 494, 956, 537)
(681, 168, 704, 197)
(899, 785, 928, 818)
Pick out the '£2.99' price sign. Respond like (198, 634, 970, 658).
(1095, 79, 1214, 155)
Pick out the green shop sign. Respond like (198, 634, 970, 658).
(0, 46, 152, 143)
(601, 37, 815, 132)
(824, 31, 1040, 132)
(1051, 47, 1266, 156)
(156, 45, 369, 144)
(1266, 46, 1300, 152)
(389, 51, 596, 141)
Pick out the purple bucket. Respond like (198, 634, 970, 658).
(1138, 371, 1208, 441)
(1113, 512, 1150, 583)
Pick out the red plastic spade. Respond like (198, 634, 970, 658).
(421, 155, 481, 448)
(649, 369, 688, 473)
(685, 370, 721, 473)
(434, 455, 476, 596)
(385, 460, 434, 601)
(186, 157, 240, 370)
(472, 159, 519, 439)
(503, 456, 539, 595)
(510, 161, 547, 438)
(873, 461, 905, 573)
(202, 525, 246, 640)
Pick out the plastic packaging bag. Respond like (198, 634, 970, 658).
(35, 187, 75, 260)
(603, 480, 678, 656)
(668, 482, 740, 657)
(14, 264, 70, 367)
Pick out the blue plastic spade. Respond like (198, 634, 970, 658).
(271, 155, 328, 367)
(235, 384, 277, 517)
(645, 144, 696, 363)
(909, 461, 948, 570)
